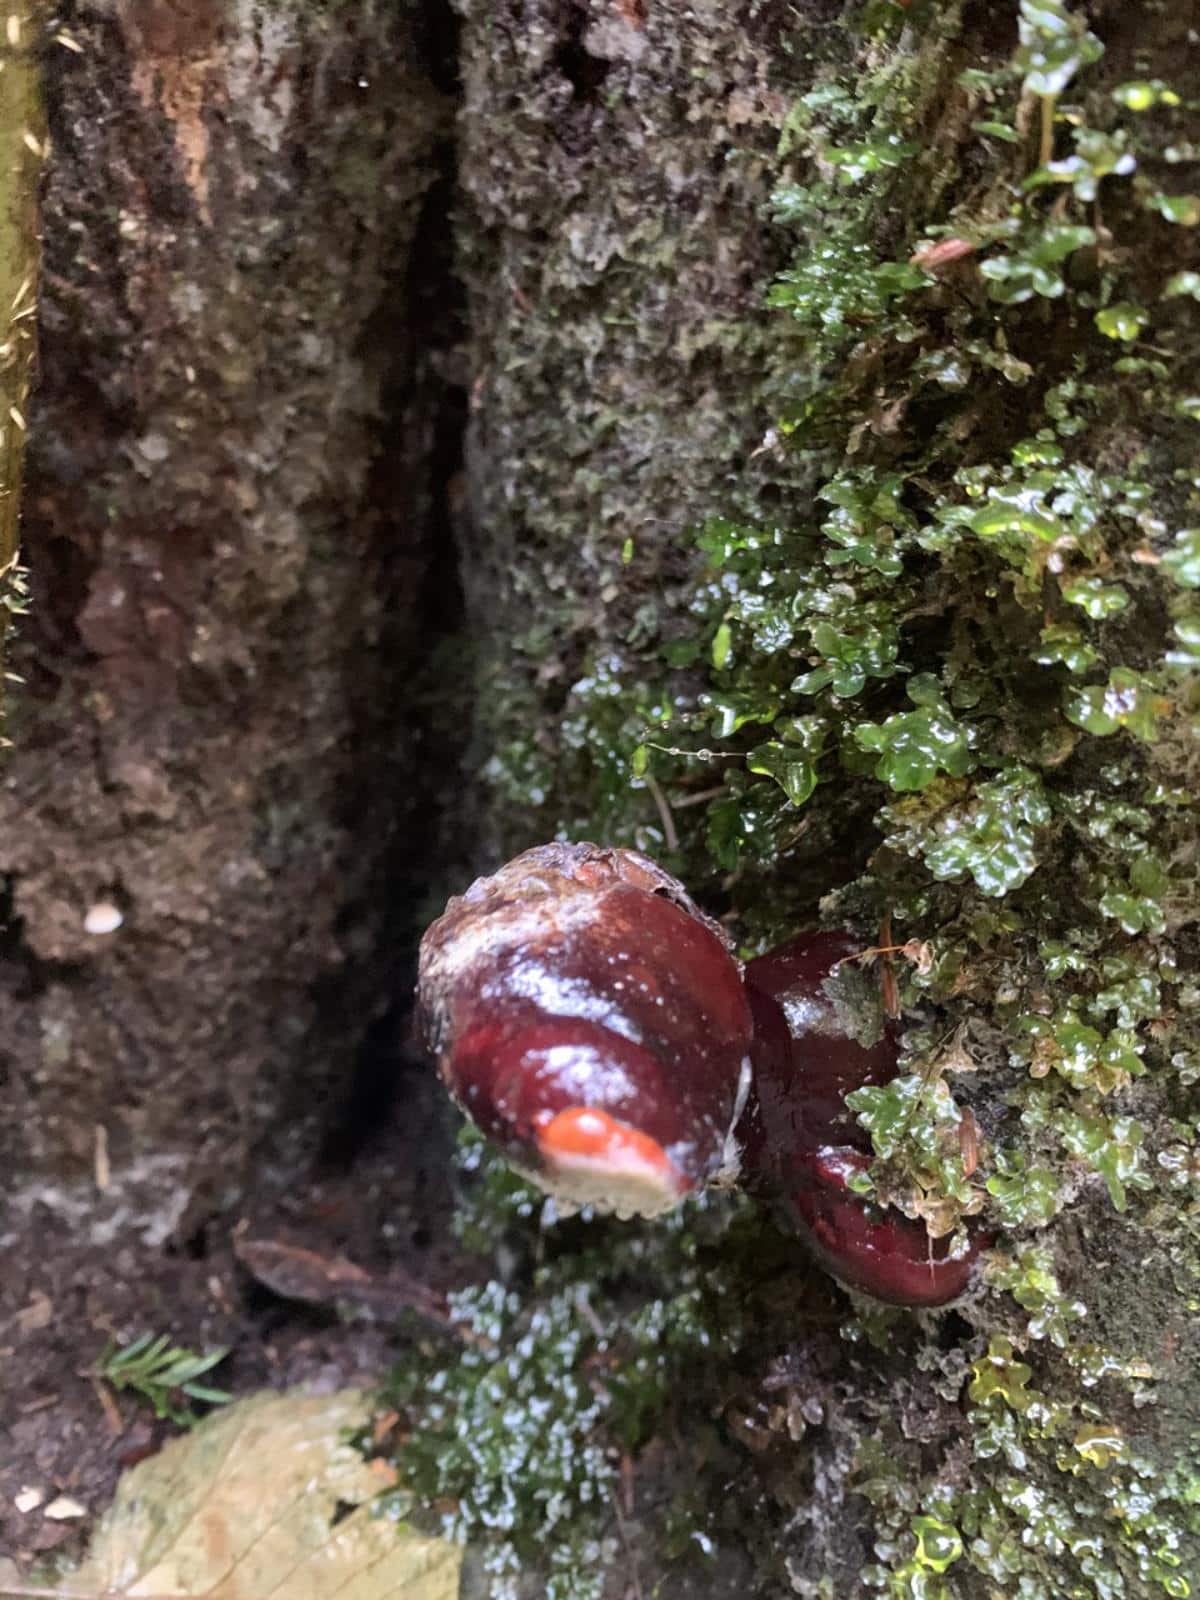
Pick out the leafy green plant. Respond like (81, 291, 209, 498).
(852, 696, 974, 793)
(93, 1332, 232, 1427)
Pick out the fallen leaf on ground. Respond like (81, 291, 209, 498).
(233, 1238, 451, 1329)
(18, 1388, 459, 1600)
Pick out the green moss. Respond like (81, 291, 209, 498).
(389, 1, 1200, 1593)
(376, 1133, 804, 1599)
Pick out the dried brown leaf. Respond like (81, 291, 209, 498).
(233, 1239, 451, 1329)
(22, 1390, 459, 1600)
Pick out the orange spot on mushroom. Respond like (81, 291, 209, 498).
(537, 1106, 683, 1183)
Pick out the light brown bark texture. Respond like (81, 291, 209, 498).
(0, 6, 42, 690)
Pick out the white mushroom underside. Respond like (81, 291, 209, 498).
(512, 1151, 687, 1222)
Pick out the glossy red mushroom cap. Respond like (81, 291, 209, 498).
(743, 934, 983, 1306)
(418, 843, 754, 1217)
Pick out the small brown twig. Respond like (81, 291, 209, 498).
(608, 1485, 645, 1600)
(89, 1375, 124, 1438)
(643, 773, 679, 852)
(1039, 93, 1056, 168)
(669, 784, 728, 809)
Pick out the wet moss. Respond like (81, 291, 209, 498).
(376, 1131, 812, 1600)
(388, 2, 1200, 1594)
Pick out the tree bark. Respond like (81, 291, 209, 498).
(4, 2, 1199, 1596)
(449, 3, 1200, 1596)
(1, 0, 454, 1232)
(454, 0, 815, 856)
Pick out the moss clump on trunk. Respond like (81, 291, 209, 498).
(391, 2, 1200, 1596)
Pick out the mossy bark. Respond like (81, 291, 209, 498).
(3, 1, 1198, 1595)
(446, 3, 1200, 1597)
(453, 0, 817, 855)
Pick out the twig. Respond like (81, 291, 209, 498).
(608, 1486, 644, 1600)
(878, 915, 899, 1021)
(833, 943, 909, 967)
(1039, 93, 1056, 167)
(93, 1124, 110, 1193)
(17, 1394, 57, 1414)
(643, 773, 678, 852)
(777, 817, 812, 853)
(668, 784, 727, 809)
(89, 1375, 124, 1438)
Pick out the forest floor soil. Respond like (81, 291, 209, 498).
(0, 1060, 468, 1574)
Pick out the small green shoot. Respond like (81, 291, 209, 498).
(93, 1332, 232, 1427)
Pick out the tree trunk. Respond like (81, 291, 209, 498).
(446, 2, 1200, 1596)
(2, 0, 455, 1219)
(4, 1, 1199, 1595)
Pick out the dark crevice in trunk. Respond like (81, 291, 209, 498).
(310, 247, 469, 1175)
(309, 5, 470, 1176)
(553, 2, 610, 104)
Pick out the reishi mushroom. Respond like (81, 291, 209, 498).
(417, 842, 982, 1304)
(742, 935, 980, 1307)
(418, 842, 753, 1219)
